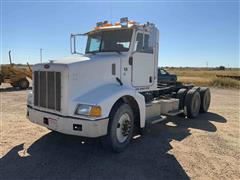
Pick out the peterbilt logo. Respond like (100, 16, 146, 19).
(44, 64, 50, 69)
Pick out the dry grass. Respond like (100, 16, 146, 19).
(210, 77, 240, 89)
(167, 68, 240, 89)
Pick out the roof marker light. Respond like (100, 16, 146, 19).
(103, 20, 108, 24)
(115, 22, 120, 26)
(120, 17, 128, 27)
(96, 22, 103, 27)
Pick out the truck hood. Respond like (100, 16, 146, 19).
(49, 53, 122, 67)
(32, 53, 123, 115)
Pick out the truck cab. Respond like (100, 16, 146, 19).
(27, 18, 211, 152)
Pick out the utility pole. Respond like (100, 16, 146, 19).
(40, 48, 43, 63)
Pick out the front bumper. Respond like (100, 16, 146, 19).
(27, 106, 109, 138)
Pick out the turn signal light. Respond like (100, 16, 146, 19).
(90, 106, 102, 117)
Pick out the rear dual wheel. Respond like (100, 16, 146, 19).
(176, 88, 188, 110)
(183, 87, 211, 118)
(199, 87, 211, 113)
(185, 89, 201, 118)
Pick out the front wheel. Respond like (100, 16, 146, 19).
(101, 103, 134, 153)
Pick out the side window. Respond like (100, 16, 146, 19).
(135, 33, 153, 53)
(144, 34, 153, 53)
(135, 33, 143, 52)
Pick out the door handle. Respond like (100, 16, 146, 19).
(129, 57, 133, 65)
(149, 76, 152, 83)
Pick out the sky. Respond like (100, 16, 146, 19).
(1, 0, 239, 67)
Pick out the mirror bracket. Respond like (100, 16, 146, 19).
(70, 33, 85, 55)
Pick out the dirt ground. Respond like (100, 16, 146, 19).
(0, 83, 239, 180)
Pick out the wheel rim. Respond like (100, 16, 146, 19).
(116, 113, 132, 143)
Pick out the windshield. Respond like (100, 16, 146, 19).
(85, 29, 133, 53)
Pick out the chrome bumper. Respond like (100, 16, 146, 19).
(27, 106, 109, 138)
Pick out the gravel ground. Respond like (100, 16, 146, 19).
(0, 83, 239, 180)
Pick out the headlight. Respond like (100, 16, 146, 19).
(75, 104, 101, 117)
(27, 91, 33, 105)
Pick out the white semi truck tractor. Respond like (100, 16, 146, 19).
(27, 18, 211, 152)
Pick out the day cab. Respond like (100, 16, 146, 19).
(27, 18, 211, 152)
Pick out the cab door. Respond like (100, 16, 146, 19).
(131, 32, 155, 87)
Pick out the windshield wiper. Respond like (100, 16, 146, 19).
(86, 51, 99, 55)
(101, 50, 122, 54)
(113, 50, 121, 55)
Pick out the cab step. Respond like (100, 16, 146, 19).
(151, 116, 167, 124)
(146, 115, 167, 125)
(165, 109, 184, 116)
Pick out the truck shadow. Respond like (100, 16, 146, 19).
(1, 112, 226, 180)
(0, 87, 32, 92)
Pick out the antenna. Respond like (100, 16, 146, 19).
(8, 50, 13, 66)
(40, 48, 43, 63)
(110, 1, 113, 23)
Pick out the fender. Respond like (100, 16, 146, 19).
(73, 83, 146, 128)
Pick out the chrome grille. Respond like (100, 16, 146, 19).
(34, 71, 61, 111)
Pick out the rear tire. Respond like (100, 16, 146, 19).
(176, 88, 188, 117)
(101, 103, 134, 153)
(0, 74, 3, 86)
(176, 88, 188, 110)
(18, 78, 29, 89)
(11, 82, 19, 88)
(185, 88, 201, 118)
(199, 87, 211, 113)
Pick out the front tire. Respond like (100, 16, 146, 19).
(101, 103, 134, 153)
